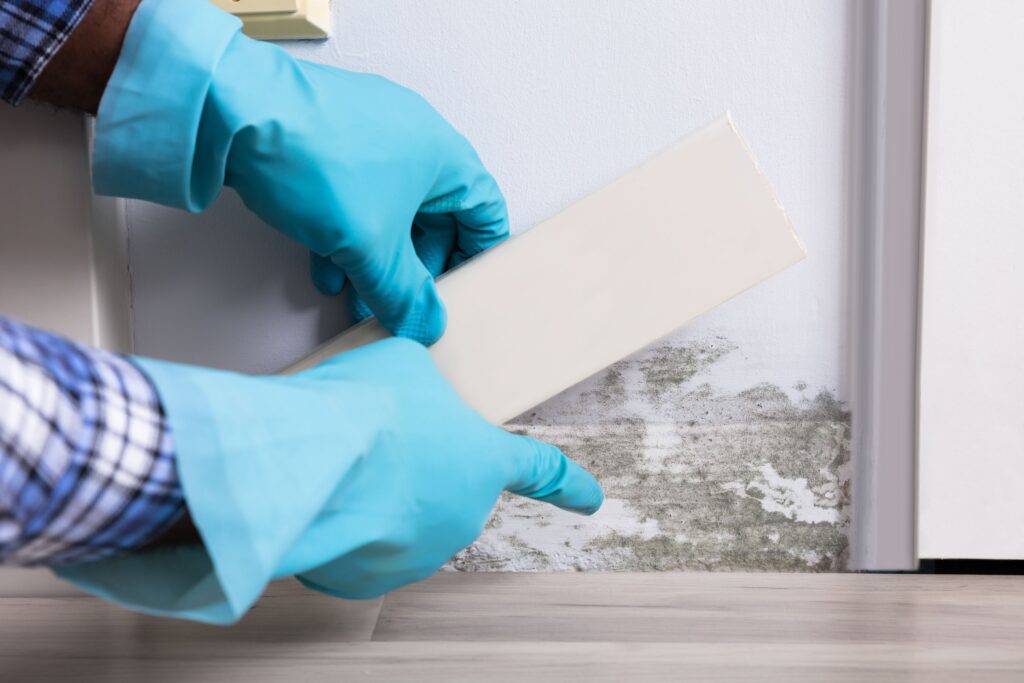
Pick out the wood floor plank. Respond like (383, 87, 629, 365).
(2, 572, 1024, 681)
(2, 643, 1023, 682)
(0, 578, 382, 661)
(373, 572, 1024, 646)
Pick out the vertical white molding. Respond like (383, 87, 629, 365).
(848, 0, 930, 570)
(85, 118, 133, 354)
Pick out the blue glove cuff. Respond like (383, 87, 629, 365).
(59, 356, 394, 624)
(93, 0, 241, 209)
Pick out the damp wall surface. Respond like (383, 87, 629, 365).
(126, 1, 853, 570)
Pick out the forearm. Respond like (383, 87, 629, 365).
(29, 0, 140, 113)
(0, 316, 191, 565)
(0, 0, 137, 111)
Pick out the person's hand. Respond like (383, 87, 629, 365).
(58, 338, 603, 622)
(91, 0, 508, 344)
(288, 338, 604, 598)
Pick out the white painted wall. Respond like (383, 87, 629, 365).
(918, 0, 1024, 559)
(128, 0, 851, 406)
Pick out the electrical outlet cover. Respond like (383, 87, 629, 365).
(209, 0, 330, 40)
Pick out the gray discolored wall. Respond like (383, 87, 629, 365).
(455, 334, 850, 572)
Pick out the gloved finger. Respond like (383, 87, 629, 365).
(315, 250, 374, 325)
(310, 252, 346, 296)
(346, 291, 374, 325)
(313, 253, 374, 325)
(339, 234, 446, 345)
(503, 433, 604, 515)
(340, 219, 457, 325)
(450, 192, 509, 267)
(412, 214, 459, 276)
(420, 167, 509, 267)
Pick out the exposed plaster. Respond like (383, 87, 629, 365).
(451, 336, 851, 573)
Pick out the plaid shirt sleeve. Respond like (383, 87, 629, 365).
(0, 0, 95, 105)
(0, 316, 184, 566)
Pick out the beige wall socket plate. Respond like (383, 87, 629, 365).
(209, 0, 331, 40)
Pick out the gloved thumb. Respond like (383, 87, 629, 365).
(504, 434, 604, 515)
(339, 235, 447, 345)
(310, 252, 346, 296)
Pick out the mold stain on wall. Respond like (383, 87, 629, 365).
(451, 336, 851, 573)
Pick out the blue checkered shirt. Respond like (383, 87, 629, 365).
(0, 317, 184, 566)
(0, 0, 94, 105)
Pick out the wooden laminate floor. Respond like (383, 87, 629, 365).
(1, 572, 1023, 681)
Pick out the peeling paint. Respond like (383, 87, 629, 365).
(450, 336, 850, 573)
(742, 463, 838, 525)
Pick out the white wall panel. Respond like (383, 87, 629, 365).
(918, 0, 1024, 559)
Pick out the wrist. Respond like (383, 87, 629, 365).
(29, 0, 142, 114)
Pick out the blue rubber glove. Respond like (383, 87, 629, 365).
(56, 338, 603, 624)
(92, 0, 509, 344)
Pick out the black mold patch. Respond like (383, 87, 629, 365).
(639, 338, 734, 403)
(453, 337, 851, 573)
